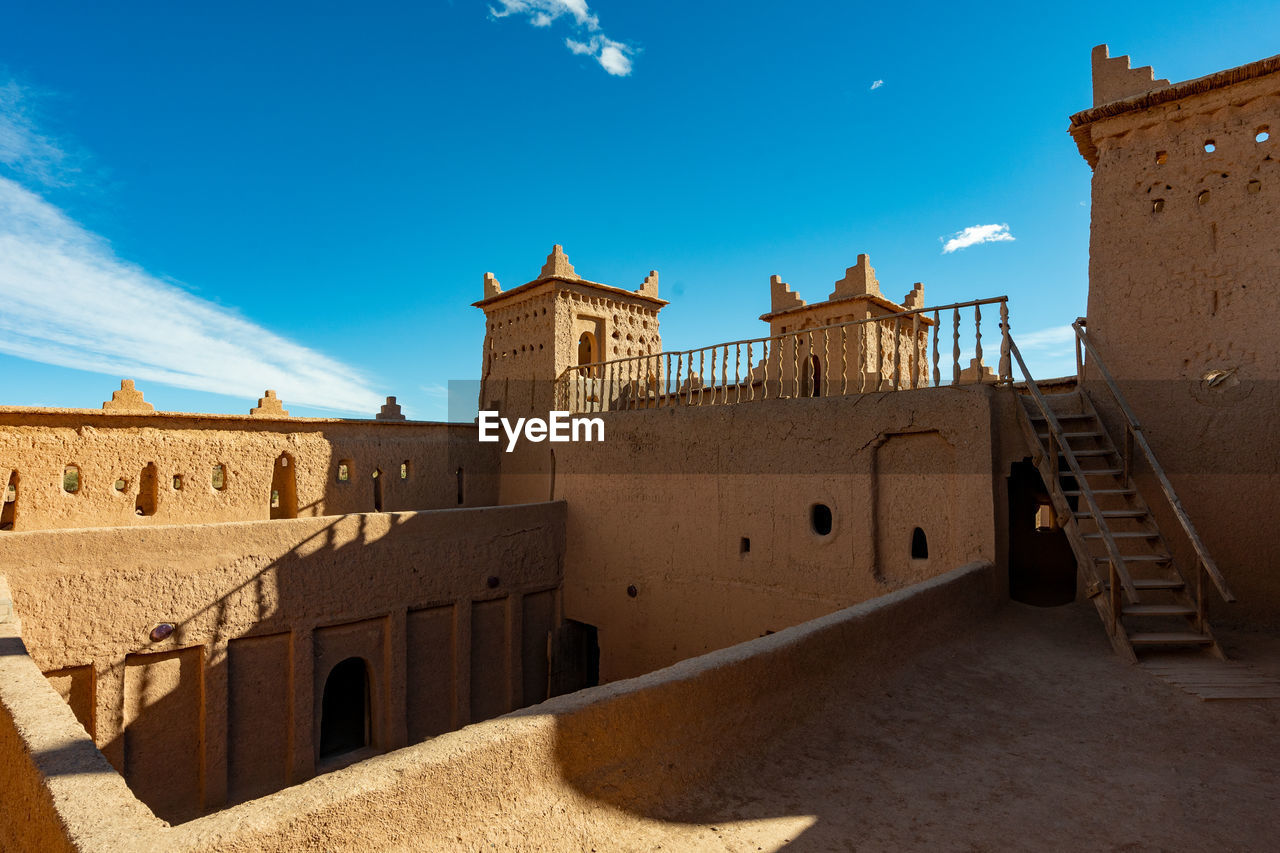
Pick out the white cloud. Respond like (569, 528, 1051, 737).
(870, 79, 884, 90)
(0, 81, 71, 185)
(491, 0, 635, 76)
(941, 223, 1015, 254)
(0, 81, 384, 415)
(0, 176, 386, 414)
(1015, 325, 1075, 351)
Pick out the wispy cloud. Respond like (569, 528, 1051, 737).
(941, 223, 1015, 254)
(490, 0, 636, 76)
(0, 81, 72, 185)
(1015, 325, 1075, 351)
(869, 79, 884, 90)
(1013, 325, 1077, 380)
(0, 82, 384, 415)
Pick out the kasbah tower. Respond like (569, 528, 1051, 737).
(0, 41, 1278, 852)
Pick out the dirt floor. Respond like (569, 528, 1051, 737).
(588, 601, 1280, 852)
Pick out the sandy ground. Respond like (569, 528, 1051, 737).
(588, 602, 1280, 852)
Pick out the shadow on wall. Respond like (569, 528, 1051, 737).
(9, 502, 576, 825)
(535, 562, 1002, 851)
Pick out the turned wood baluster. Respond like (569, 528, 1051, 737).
(792, 334, 800, 398)
(840, 326, 847, 396)
(911, 312, 921, 389)
(875, 322, 885, 392)
(859, 326, 869, 393)
(892, 316, 902, 391)
(722, 345, 729, 405)
(974, 303, 983, 377)
(999, 300, 1011, 382)
(932, 310, 941, 387)
(823, 330, 830, 397)
(747, 342, 755, 402)
(952, 308, 961, 385)
(675, 354, 683, 408)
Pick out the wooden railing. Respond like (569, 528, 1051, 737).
(1072, 318, 1236, 610)
(556, 297, 1011, 413)
(1006, 336, 1142, 615)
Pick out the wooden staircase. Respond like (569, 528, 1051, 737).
(1007, 320, 1235, 663)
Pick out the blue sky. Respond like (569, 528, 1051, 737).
(1, 1, 1278, 419)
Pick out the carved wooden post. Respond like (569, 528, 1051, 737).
(675, 354, 683, 408)
(859, 325, 869, 393)
(999, 300, 1011, 382)
(911, 312, 921, 389)
(952, 308, 961, 385)
(892, 316, 902, 391)
(875, 322, 885, 392)
(974, 303, 984, 373)
(932, 310, 941, 388)
(840, 326, 847, 395)
(792, 334, 800, 398)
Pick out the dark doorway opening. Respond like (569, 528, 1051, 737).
(911, 527, 929, 559)
(549, 620, 600, 697)
(1, 471, 16, 531)
(135, 462, 159, 517)
(1008, 459, 1077, 606)
(810, 503, 833, 536)
(319, 657, 371, 760)
(270, 453, 298, 519)
(372, 468, 383, 512)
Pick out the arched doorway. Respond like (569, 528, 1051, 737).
(319, 657, 371, 760)
(270, 452, 298, 519)
(800, 355, 822, 397)
(578, 331, 598, 376)
(1007, 459, 1077, 605)
(135, 462, 159, 517)
(372, 468, 383, 512)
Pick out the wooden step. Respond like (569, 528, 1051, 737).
(1030, 412, 1093, 421)
(1106, 578, 1186, 591)
(1065, 449, 1116, 457)
(1075, 509, 1149, 519)
(1129, 631, 1213, 647)
(1038, 431, 1105, 441)
(1083, 531, 1159, 539)
(1092, 554, 1172, 564)
(1122, 604, 1197, 617)
(1078, 468, 1123, 477)
(1064, 488, 1134, 496)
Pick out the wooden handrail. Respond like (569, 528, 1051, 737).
(1006, 336, 1140, 604)
(1071, 319, 1235, 604)
(562, 297, 1008, 375)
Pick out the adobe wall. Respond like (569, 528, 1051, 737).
(1072, 56, 1280, 625)
(544, 384, 1016, 681)
(115, 559, 995, 852)
(0, 409, 499, 532)
(0, 501, 566, 825)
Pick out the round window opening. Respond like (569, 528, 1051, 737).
(810, 503, 833, 536)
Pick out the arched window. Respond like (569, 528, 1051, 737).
(578, 331, 599, 377)
(271, 452, 298, 519)
(911, 527, 929, 559)
(319, 657, 371, 760)
(372, 468, 383, 512)
(811, 503, 833, 536)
